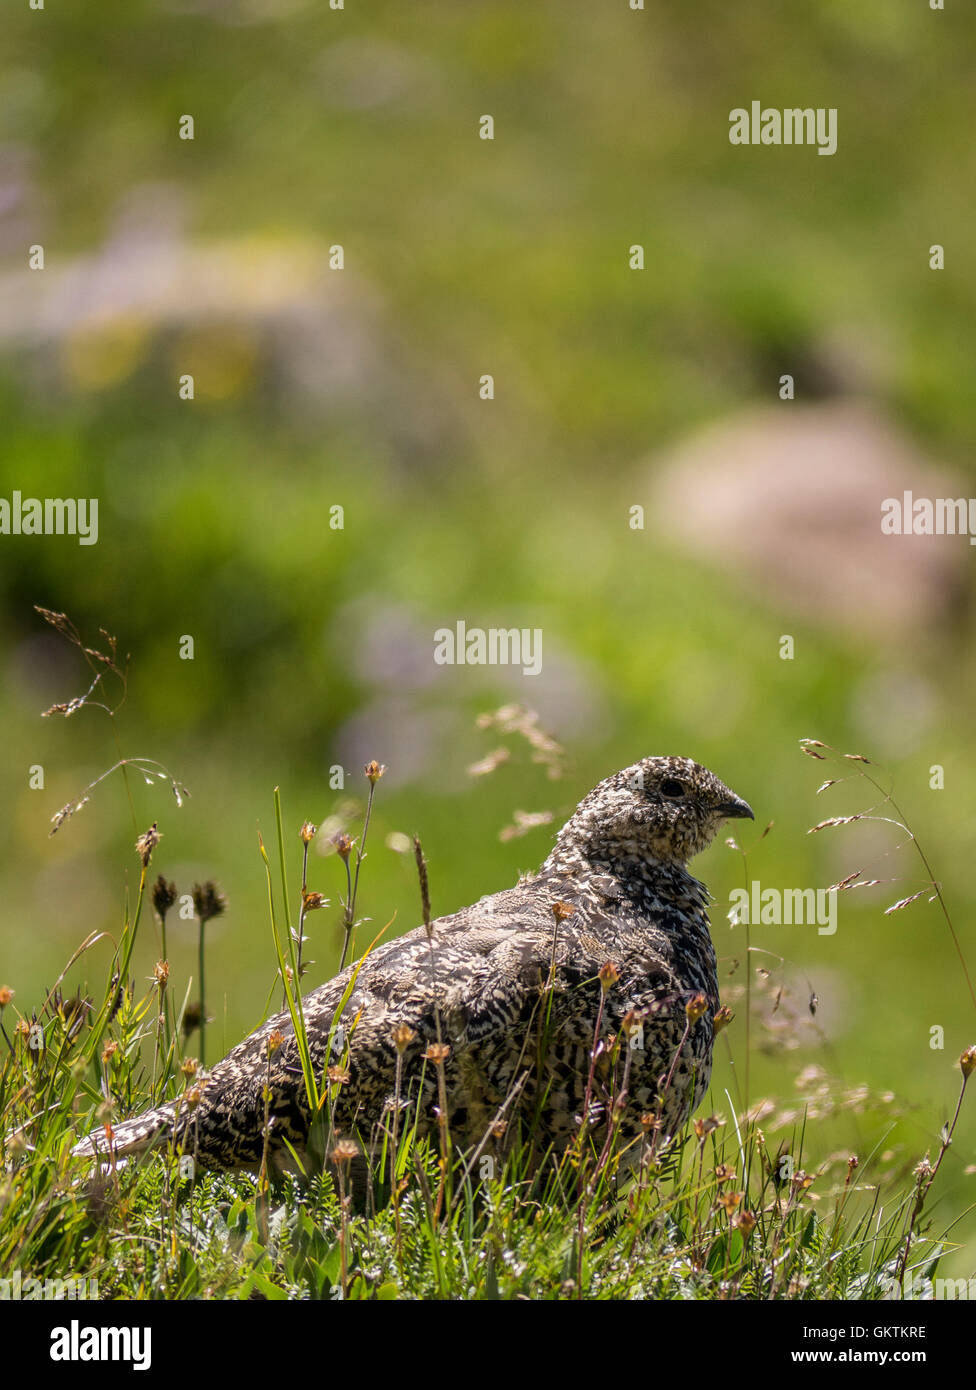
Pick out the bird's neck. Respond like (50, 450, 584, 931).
(540, 837, 702, 900)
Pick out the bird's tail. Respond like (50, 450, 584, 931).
(71, 1100, 179, 1161)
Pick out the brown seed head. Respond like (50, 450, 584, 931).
(392, 1023, 416, 1054)
(181, 1057, 199, 1081)
(135, 823, 160, 869)
(364, 760, 386, 786)
(598, 961, 620, 993)
(0, 986, 13, 1008)
(685, 993, 708, 1023)
(551, 900, 575, 923)
(423, 1042, 451, 1065)
(300, 821, 316, 846)
(960, 1045, 976, 1079)
(153, 961, 170, 989)
(267, 1029, 285, 1056)
(302, 889, 328, 912)
(620, 1009, 643, 1038)
(713, 1005, 734, 1035)
(331, 831, 354, 861)
(192, 881, 227, 925)
(734, 1210, 758, 1238)
(182, 1003, 203, 1037)
(152, 875, 178, 918)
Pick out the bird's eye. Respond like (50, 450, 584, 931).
(660, 778, 685, 798)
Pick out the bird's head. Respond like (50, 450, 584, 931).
(551, 755, 754, 869)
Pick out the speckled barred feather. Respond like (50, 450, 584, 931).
(72, 756, 752, 1174)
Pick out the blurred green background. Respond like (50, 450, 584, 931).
(2, 0, 976, 1275)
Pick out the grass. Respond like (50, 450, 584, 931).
(0, 618, 974, 1301)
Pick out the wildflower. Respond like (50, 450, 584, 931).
(423, 1042, 451, 1065)
(153, 961, 170, 989)
(327, 1065, 350, 1085)
(300, 821, 316, 846)
(302, 889, 328, 912)
(364, 760, 386, 785)
(551, 900, 575, 923)
(0, 986, 13, 1008)
(960, 1046, 976, 1079)
(331, 1138, 359, 1165)
(181, 1057, 199, 1081)
(392, 1023, 416, 1053)
(266, 1030, 285, 1056)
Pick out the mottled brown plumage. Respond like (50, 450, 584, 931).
(73, 756, 752, 1177)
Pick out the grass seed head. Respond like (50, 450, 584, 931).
(135, 823, 160, 868)
(192, 881, 227, 924)
(152, 875, 177, 918)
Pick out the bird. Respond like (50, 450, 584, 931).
(72, 755, 752, 1181)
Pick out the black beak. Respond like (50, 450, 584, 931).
(718, 797, 754, 821)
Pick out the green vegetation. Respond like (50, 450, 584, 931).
(1, 1, 975, 1296)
